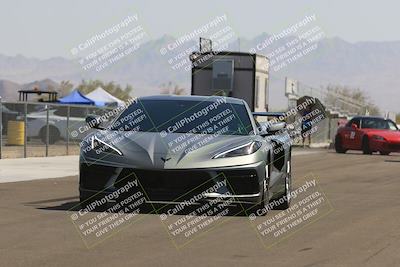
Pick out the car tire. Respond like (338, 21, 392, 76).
(362, 136, 372, 155)
(379, 151, 390, 155)
(40, 126, 60, 145)
(335, 136, 347, 153)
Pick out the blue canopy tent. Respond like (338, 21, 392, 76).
(58, 89, 95, 105)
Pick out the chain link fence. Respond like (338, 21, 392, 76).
(285, 110, 339, 147)
(297, 83, 365, 117)
(288, 83, 368, 147)
(0, 98, 348, 158)
(0, 101, 114, 159)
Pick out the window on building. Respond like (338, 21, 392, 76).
(212, 60, 234, 95)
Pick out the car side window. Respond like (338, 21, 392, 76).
(353, 118, 361, 128)
(346, 118, 360, 128)
(388, 120, 398, 131)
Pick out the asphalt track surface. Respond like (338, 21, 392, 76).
(0, 150, 399, 266)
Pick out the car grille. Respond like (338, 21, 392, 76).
(115, 169, 214, 201)
(113, 168, 260, 201)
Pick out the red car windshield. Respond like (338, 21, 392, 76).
(362, 118, 398, 130)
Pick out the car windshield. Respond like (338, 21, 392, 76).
(362, 118, 398, 130)
(111, 98, 253, 135)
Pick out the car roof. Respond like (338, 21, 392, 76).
(138, 95, 245, 105)
(351, 116, 386, 120)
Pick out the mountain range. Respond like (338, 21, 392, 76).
(0, 34, 399, 112)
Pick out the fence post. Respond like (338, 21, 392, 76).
(45, 105, 49, 157)
(0, 96, 2, 159)
(24, 103, 27, 158)
(328, 116, 332, 144)
(66, 106, 70, 155)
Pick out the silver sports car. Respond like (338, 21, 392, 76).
(79, 95, 292, 215)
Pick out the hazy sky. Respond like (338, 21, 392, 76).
(1, 0, 399, 58)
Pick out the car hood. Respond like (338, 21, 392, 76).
(82, 131, 262, 169)
(364, 129, 400, 141)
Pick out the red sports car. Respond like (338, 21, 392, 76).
(335, 116, 400, 155)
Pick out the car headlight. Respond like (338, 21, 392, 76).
(213, 141, 262, 159)
(90, 135, 123, 156)
(372, 135, 386, 141)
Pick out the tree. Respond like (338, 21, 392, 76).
(324, 85, 380, 116)
(59, 80, 74, 97)
(160, 82, 186, 95)
(77, 80, 133, 101)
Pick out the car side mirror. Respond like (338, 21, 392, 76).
(258, 121, 286, 136)
(268, 122, 286, 134)
(351, 123, 358, 129)
(85, 114, 103, 129)
(257, 122, 269, 136)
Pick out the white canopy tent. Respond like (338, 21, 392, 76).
(85, 87, 125, 107)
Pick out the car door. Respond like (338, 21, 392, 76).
(342, 118, 361, 149)
(352, 118, 364, 149)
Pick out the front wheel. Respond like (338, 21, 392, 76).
(335, 136, 347, 153)
(362, 137, 372, 155)
(380, 151, 390, 155)
(40, 126, 60, 144)
(276, 158, 292, 210)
